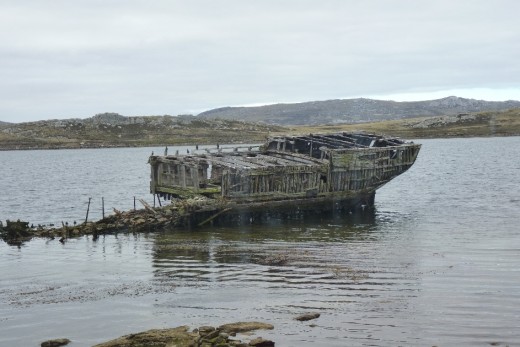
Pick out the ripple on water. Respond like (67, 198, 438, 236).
(1, 138, 520, 346)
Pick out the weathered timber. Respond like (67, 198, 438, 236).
(1, 197, 221, 245)
(197, 207, 232, 227)
(150, 132, 421, 219)
(0, 220, 33, 245)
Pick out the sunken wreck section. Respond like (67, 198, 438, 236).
(149, 133, 421, 214)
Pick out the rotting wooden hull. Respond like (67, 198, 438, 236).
(186, 192, 377, 227)
(149, 132, 421, 224)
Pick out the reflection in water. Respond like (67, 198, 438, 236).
(153, 209, 378, 268)
(147, 208, 424, 346)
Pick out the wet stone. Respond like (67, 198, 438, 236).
(198, 326, 216, 335)
(294, 312, 320, 321)
(218, 322, 274, 334)
(248, 337, 275, 347)
(202, 329, 220, 340)
(41, 338, 71, 347)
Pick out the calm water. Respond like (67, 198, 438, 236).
(1, 137, 519, 347)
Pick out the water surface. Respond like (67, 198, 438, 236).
(1, 137, 519, 346)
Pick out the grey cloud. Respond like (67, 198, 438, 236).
(1, 0, 519, 122)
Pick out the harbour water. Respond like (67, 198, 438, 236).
(1, 137, 519, 346)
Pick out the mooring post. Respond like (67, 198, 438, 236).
(134, 196, 136, 210)
(85, 197, 92, 224)
(102, 197, 105, 219)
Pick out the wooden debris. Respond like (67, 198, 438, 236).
(197, 208, 232, 227)
(150, 132, 421, 210)
(139, 199, 157, 215)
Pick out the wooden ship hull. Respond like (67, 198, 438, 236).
(149, 133, 421, 225)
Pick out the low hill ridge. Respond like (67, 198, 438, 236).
(197, 96, 520, 125)
(0, 114, 282, 150)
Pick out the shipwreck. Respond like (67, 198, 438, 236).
(149, 133, 421, 225)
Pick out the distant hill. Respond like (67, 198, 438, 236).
(0, 120, 12, 127)
(197, 96, 520, 125)
(0, 113, 283, 150)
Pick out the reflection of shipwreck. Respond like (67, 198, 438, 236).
(149, 133, 421, 224)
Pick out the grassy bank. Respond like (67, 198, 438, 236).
(288, 109, 520, 139)
(1, 109, 519, 150)
(0, 117, 283, 150)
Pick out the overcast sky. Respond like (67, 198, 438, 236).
(1, 0, 519, 123)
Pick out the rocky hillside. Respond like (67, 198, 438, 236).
(293, 108, 520, 139)
(197, 96, 520, 125)
(0, 113, 284, 150)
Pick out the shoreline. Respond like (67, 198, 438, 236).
(0, 139, 250, 151)
(2, 108, 519, 151)
(1, 132, 519, 151)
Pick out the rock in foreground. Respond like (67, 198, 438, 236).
(93, 322, 275, 347)
(218, 322, 274, 334)
(92, 326, 196, 347)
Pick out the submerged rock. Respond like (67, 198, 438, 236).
(218, 322, 274, 334)
(0, 220, 33, 245)
(294, 313, 321, 321)
(248, 337, 275, 347)
(40, 338, 71, 347)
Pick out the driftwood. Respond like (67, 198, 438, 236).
(197, 208, 232, 227)
(139, 199, 158, 215)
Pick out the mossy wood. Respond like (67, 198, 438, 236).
(150, 133, 421, 214)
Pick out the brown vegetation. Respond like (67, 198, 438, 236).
(1, 108, 518, 151)
(287, 108, 520, 139)
(0, 115, 283, 150)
